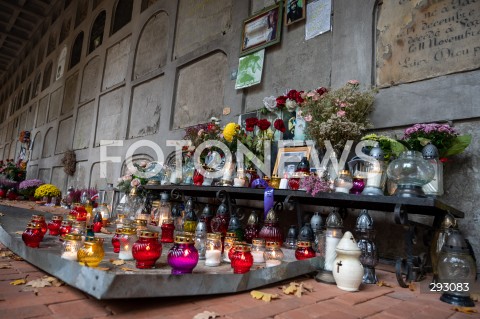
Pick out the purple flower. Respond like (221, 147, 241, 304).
(19, 179, 44, 189)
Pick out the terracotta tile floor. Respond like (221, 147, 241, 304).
(0, 200, 478, 319)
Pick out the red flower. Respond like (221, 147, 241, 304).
(286, 90, 298, 100)
(274, 119, 286, 133)
(207, 123, 217, 132)
(276, 96, 287, 108)
(245, 117, 258, 127)
(257, 119, 271, 131)
(316, 87, 328, 96)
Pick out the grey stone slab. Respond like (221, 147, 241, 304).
(62, 72, 79, 115)
(51, 166, 67, 194)
(38, 168, 51, 183)
(80, 57, 101, 104)
(95, 87, 125, 146)
(42, 128, 55, 158)
(73, 102, 94, 150)
(55, 116, 73, 154)
(31, 131, 42, 160)
(48, 87, 63, 123)
(103, 36, 131, 90)
(36, 95, 49, 128)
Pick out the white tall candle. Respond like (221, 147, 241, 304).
(325, 236, 341, 271)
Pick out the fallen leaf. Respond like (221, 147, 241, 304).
(377, 281, 393, 288)
(26, 278, 52, 288)
(10, 255, 23, 261)
(10, 278, 27, 285)
(452, 306, 478, 314)
(15, 231, 23, 235)
(96, 267, 110, 271)
(43, 276, 64, 287)
(0, 251, 13, 257)
(111, 259, 125, 266)
(408, 282, 416, 291)
(192, 311, 220, 319)
(251, 290, 279, 302)
(302, 282, 314, 292)
(470, 292, 480, 301)
(0, 263, 11, 269)
(282, 282, 297, 295)
(100, 227, 112, 234)
(120, 267, 137, 272)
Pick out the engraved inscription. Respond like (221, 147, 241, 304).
(376, 0, 480, 87)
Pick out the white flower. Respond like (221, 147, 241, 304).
(122, 174, 132, 181)
(263, 96, 277, 112)
(210, 117, 220, 125)
(285, 99, 298, 112)
(130, 178, 141, 187)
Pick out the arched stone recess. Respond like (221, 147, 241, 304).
(61, 72, 79, 115)
(42, 61, 53, 91)
(75, 0, 88, 28)
(38, 168, 51, 184)
(2, 143, 9, 160)
(26, 164, 38, 180)
(55, 116, 73, 155)
(103, 35, 132, 90)
(67, 160, 89, 189)
(89, 11, 107, 54)
(90, 161, 121, 191)
(59, 18, 71, 45)
(173, 0, 232, 59)
(31, 131, 42, 160)
(73, 101, 94, 150)
(133, 11, 169, 79)
(42, 127, 55, 158)
(70, 32, 84, 70)
(48, 87, 63, 122)
(128, 75, 163, 138)
(9, 142, 17, 161)
(172, 51, 227, 129)
(36, 95, 49, 128)
(95, 87, 125, 146)
(79, 56, 101, 103)
(111, 0, 133, 35)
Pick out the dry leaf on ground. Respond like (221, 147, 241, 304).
(120, 267, 137, 272)
(100, 227, 112, 234)
(376, 281, 393, 288)
(251, 290, 279, 302)
(111, 259, 125, 266)
(26, 277, 52, 288)
(0, 250, 13, 257)
(192, 311, 220, 319)
(470, 292, 479, 301)
(408, 282, 416, 291)
(14, 231, 23, 235)
(282, 282, 313, 297)
(96, 267, 110, 271)
(10, 278, 27, 285)
(452, 306, 478, 314)
(0, 263, 11, 269)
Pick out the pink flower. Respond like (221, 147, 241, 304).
(197, 129, 205, 136)
(337, 110, 346, 117)
(304, 114, 313, 122)
(347, 80, 359, 86)
(131, 178, 141, 187)
(339, 102, 348, 108)
(139, 161, 148, 168)
(122, 174, 132, 181)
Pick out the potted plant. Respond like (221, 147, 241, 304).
(18, 179, 44, 200)
(34, 184, 61, 204)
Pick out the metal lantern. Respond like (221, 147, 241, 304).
(347, 156, 368, 195)
(355, 209, 378, 284)
(422, 143, 444, 196)
(362, 147, 387, 196)
(437, 229, 476, 307)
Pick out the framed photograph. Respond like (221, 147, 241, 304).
(273, 146, 312, 177)
(240, 2, 283, 56)
(285, 0, 306, 26)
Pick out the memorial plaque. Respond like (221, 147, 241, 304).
(376, 0, 480, 87)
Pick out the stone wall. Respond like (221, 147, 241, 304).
(0, 0, 478, 270)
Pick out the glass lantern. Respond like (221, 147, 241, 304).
(231, 244, 254, 274)
(59, 220, 73, 240)
(437, 229, 476, 307)
(194, 221, 207, 260)
(77, 237, 105, 267)
(387, 151, 435, 197)
(22, 223, 43, 248)
(47, 215, 63, 236)
(205, 232, 222, 267)
(31, 214, 48, 236)
(161, 219, 175, 243)
(132, 231, 162, 269)
(361, 147, 388, 196)
(112, 228, 123, 253)
(264, 241, 284, 267)
(295, 240, 316, 260)
(334, 170, 353, 194)
(422, 143, 444, 196)
(251, 238, 266, 263)
(223, 232, 238, 262)
(355, 209, 378, 284)
(119, 226, 138, 260)
(167, 234, 199, 274)
(316, 208, 343, 283)
(61, 233, 83, 261)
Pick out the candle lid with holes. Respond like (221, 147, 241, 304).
(335, 231, 361, 253)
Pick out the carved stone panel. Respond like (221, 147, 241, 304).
(67, 161, 88, 189)
(42, 128, 55, 158)
(62, 72, 79, 115)
(38, 168, 51, 184)
(73, 101, 94, 150)
(80, 57, 101, 103)
(26, 164, 38, 180)
(31, 132, 42, 160)
(129, 76, 163, 138)
(95, 87, 125, 146)
(51, 166, 68, 194)
(376, 0, 480, 87)
(48, 87, 63, 122)
(134, 12, 168, 79)
(26, 103, 36, 130)
(173, 0, 232, 59)
(90, 161, 120, 190)
(173, 52, 227, 129)
(55, 117, 73, 154)
(103, 36, 131, 90)
(36, 95, 49, 128)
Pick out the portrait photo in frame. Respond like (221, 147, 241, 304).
(240, 2, 283, 56)
(285, 0, 306, 26)
(273, 146, 312, 177)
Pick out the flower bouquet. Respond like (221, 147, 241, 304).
(34, 184, 61, 199)
(18, 179, 44, 198)
(401, 123, 471, 159)
(117, 161, 151, 196)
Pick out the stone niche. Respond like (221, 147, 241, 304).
(38, 168, 51, 183)
(55, 117, 73, 154)
(67, 161, 89, 189)
(90, 161, 120, 190)
(103, 36, 131, 90)
(173, 0, 232, 59)
(376, 0, 480, 87)
(42, 128, 55, 158)
(26, 103, 36, 130)
(36, 95, 49, 128)
(62, 72, 79, 115)
(134, 11, 169, 79)
(26, 164, 38, 180)
(128, 76, 163, 138)
(95, 87, 125, 146)
(48, 87, 63, 122)
(73, 101, 94, 150)
(51, 166, 67, 193)
(172, 52, 227, 129)
(31, 132, 42, 160)
(80, 56, 101, 103)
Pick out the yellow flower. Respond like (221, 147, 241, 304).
(223, 123, 239, 142)
(34, 184, 61, 199)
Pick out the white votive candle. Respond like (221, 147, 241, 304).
(61, 251, 78, 261)
(335, 187, 351, 194)
(119, 247, 134, 260)
(251, 250, 265, 263)
(205, 249, 222, 266)
(325, 236, 341, 271)
(265, 260, 282, 267)
(223, 248, 231, 262)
